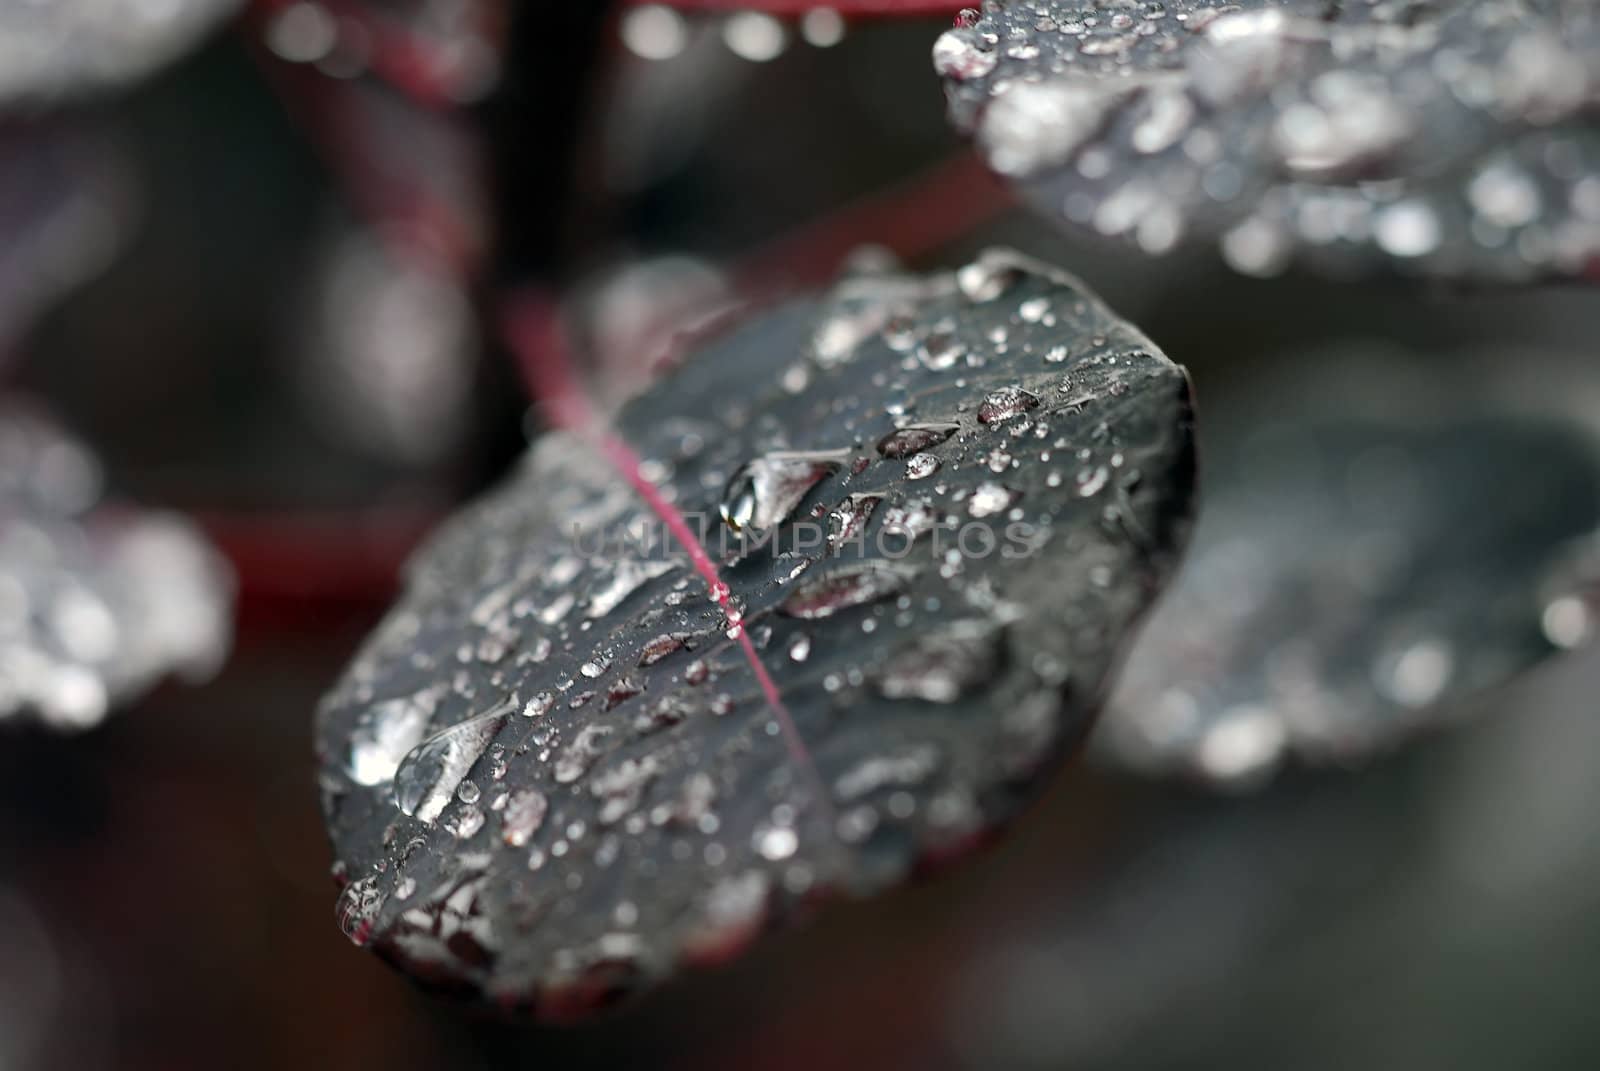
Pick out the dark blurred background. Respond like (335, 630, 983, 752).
(3, 6, 1599, 1069)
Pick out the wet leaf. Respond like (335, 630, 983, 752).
(315, 249, 1196, 1015)
(0, 0, 242, 106)
(938, 1, 1600, 283)
(1097, 359, 1600, 789)
(0, 403, 235, 731)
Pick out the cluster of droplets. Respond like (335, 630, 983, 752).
(318, 249, 1195, 1006)
(1098, 408, 1600, 788)
(938, 0, 1600, 281)
(0, 406, 233, 731)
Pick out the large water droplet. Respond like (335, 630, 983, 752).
(394, 703, 512, 822)
(780, 561, 918, 619)
(978, 386, 1040, 425)
(719, 450, 849, 533)
(877, 422, 959, 459)
(346, 689, 438, 786)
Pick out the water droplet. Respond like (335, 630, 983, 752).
(780, 561, 918, 619)
(881, 499, 938, 542)
(554, 723, 613, 784)
(720, 450, 848, 533)
(335, 875, 385, 947)
(917, 332, 967, 370)
(639, 632, 688, 666)
(394, 704, 511, 823)
(445, 804, 485, 840)
(591, 755, 660, 825)
(906, 453, 941, 480)
(586, 559, 676, 618)
(1375, 636, 1454, 708)
(754, 823, 799, 861)
(523, 691, 554, 717)
(932, 29, 997, 80)
(1196, 705, 1286, 784)
(877, 422, 959, 459)
(978, 386, 1040, 425)
(957, 252, 1026, 301)
(604, 676, 645, 711)
(834, 743, 941, 801)
(828, 492, 882, 551)
(977, 81, 1115, 178)
(347, 689, 438, 786)
(501, 788, 548, 847)
(1542, 595, 1592, 649)
(968, 481, 1017, 518)
(1075, 465, 1111, 497)
(634, 694, 691, 735)
(1374, 200, 1441, 259)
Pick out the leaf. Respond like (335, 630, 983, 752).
(315, 249, 1196, 1015)
(0, 403, 234, 731)
(0, 0, 242, 106)
(1096, 359, 1600, 789)
(938, 1, 1600, 283)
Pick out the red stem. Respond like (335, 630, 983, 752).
(735, 149, 1014, 298)
(502, 295, 833, 817)
(242, 21, 485, 276)
(246, 0, 495, 112)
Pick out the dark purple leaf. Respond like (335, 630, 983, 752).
(0, 403, 234, 731)
(938, 1, 1600, 283)
(1096, 358, 1600, 788)
(315, 249, 1196, 1015)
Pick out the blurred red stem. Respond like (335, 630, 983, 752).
(735, 150, 1014, 298)
(502, 295, 832, 818)
(246, 0, 475, 111)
